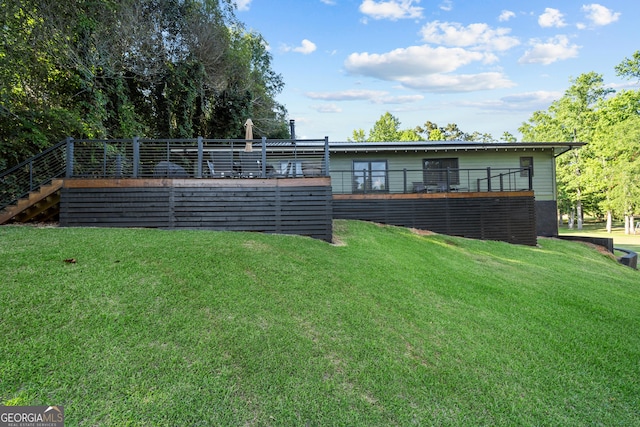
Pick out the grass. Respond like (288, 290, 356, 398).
(559, 221, 640, 254)
(1, 220, 639, 426)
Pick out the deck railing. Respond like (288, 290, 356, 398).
(331, 166, 533, 195)
(0, 139, 68, 209)
(0, 137, 329, 211)
(68, 137, 330, 179)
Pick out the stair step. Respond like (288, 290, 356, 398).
(0, 179, 63, 224)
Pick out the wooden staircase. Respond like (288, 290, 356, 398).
(0, 179, 64, 224)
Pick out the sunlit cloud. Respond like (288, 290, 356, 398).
(519, 35, 580, 65)
(420, 21, 520, 52)
(345, 45, 488, 78)
(282, 39, 317, 54)
(305, 90, 424, 104)
(359, 0, 423, 21)
(397, 72, 515, 93)
(498, 10, 515, 22)
(582, 3, 621, 26)
(457, 91, 563, 111)
(538, 8, 566, 28)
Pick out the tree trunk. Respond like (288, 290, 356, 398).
(624, 215, 630, 234)
(606, 211, 612, 233)
(576, 200, 583, 230)
(631, 215, 636, 235)
(569, 209, 575, 229)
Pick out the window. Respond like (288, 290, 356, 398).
(423, 158, 459, 186)
(353, 161, 387, 192)
(520, 157, 533, 177)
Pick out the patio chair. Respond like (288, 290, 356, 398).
(240, 151, 261, 178)
(413, 182, 426, 192)
(153, 161, 188, 178)
(206, 160, 215, 177)
(210, 150, 236, 178)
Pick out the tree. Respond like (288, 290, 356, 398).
(500, 132, 517, 142)
(519, 72, 614, 229)
(349, 129, 367, 142)
(615, 50, 640, 81)
(368, 112, 401, 141)
(0, 0, 290, 168)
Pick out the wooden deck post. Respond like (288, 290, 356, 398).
(65, 137, 74, 178)
(197, 136, 203, 178)
(133, 137, 140, 178)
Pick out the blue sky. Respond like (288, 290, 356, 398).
(235, 0, 638, 141)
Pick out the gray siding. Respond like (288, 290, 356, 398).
(330, 148, 557, 200)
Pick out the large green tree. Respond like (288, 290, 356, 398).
(520, 57, 640, 233)
(520, 72, 614, 229)
(0, 0, 289, 169)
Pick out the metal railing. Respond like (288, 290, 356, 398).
(0, 137, 330, 211)
(330, 166, 533, 195)
(0, 139, 68, 210)
(68, 137, 329, 179)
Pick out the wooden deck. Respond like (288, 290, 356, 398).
(60, 178, 333, 242)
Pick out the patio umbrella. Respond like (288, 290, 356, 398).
(244, 118, 254, 152)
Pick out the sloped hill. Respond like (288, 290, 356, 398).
(1, 221, 638, 425)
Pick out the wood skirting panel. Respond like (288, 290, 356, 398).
(332, 194, 537, 245)
(60, 178, 333, 242)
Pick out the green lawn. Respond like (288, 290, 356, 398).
(1, 221, 639, 426)
(559, 221, 640, 254)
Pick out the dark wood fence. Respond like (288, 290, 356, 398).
(333, 192, 537, 245)
(60, 178, 333, 242)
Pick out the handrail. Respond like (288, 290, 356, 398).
(1, 137, 331, 211)
(476, 166, 533, 192)
(330, 167, 533, 195)
(0, 139, 68, 210)
(66, 137, 329, 179)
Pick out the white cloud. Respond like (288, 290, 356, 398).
(378, 94, 425, 104)
(420, 21, 520, 52)
(439, 0, 453, 12)
(519, 35, 580, 65)
(320, 0, 337, 5)
(538, 8, 566, 28)
(345, 45, 487, 78)
(305, 90, 424, 104)
(582, 4, 620, 26)
(461, 91, 562, 111)
(235, 0, 252, 11)
(282, 39, 317, 54)
(359, 0, 423, 21)
(344, 43, 516, 92)
(306, 90, 389, 101)
(498, 10, 515, 22)
(397, 72, 515, 93)
(311, 104, 342, 113)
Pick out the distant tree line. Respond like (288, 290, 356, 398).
(350, 53, 640, 234)
(0, 0, 289, 169)
(520, 53, 640, 234)
(349, 112, 516, 143)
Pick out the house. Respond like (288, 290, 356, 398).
(0, 138, 583, 245)
(327, 141, 583, 244)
